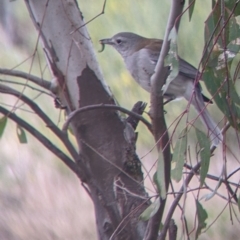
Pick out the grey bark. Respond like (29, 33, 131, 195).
(24, 0, 149, 239)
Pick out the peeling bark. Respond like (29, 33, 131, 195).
(24, 0, 149, 239)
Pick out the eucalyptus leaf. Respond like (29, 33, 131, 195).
(203, 67, 240, 130)
(139, 197, 160, 221)
(188, 0, 196, 21)
(16, 125, 28, 144)
(0, 117, 7, 139)
(171, 128, 187, 182)
(201, 177, 222, 201)
(163, 27, 179, 94)
(196, 200, 208, 239)
(196, 128, 211, 186)
(156, 152, 166, 199)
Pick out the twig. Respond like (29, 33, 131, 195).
(0, 68, 51, 90)
(159, 122, 231, 239)
(0, 78, 52, 97)
(62, 104, 152, 133)
(145, 1, 185, 239)
(0, 106, 83, 178)
(0, 83, 78, 161)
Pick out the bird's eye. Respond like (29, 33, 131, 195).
(116, 39, 122, 44)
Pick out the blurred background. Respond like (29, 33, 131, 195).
(0, 0, 239, 239)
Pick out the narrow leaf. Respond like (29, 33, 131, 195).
(162, 27, 179, 94)
(201, 177, 222, 201)
(203, 67, 240, 130)
(225, 0, 240, 17)
(156, 152, 166, 199)
(171, 128, 187, 182)
(188, 0, 196, 21)
(196, 128, 211, 186)
(16, 125, 28, 143)
(0, 117, 7, 138)
(196, 200, 208, 239)
(139, 197, 160, 221)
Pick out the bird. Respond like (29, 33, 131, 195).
(99, 32, 222, 146)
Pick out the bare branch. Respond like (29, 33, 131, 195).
(145, 1, 185, 239)
(0, 106, 83, 178)
(159, 121, 231, 239)
(0, 78, 52, 97)
(62, 104, 152, 133)
(0, 68, 51, 90)
(0, 83, 79, 161)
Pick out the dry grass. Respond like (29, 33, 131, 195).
(0, 128, 97, 240)
(1, 122, 240, 240)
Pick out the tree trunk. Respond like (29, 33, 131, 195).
(24, 0, 149, 239)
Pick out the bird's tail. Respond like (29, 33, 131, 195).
(191, 92, 223, 147)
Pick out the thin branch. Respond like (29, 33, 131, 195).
(0, 83, 79, 161)
(62, 104, 152, 133)
(184, 163, 239, 188)
(70, 0, 107, 34)
(0, 106, 83, 178)
(0, 68, 51, 90)
(145, 1, 185, 239)
(159, 162, 201, 240)
(0, 78, 52, 97)
(159, 122, 231, 239)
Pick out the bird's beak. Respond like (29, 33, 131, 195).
(99, 38, 114, 45)
(99, 38, 114, 52)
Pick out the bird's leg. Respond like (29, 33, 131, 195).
(163, 97, 174, 105)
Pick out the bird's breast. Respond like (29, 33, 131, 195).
(124, 50, 154, 92)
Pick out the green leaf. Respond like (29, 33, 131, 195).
(196, 200, 208, 239)
(163, 27, 179, 94)
(228, 16, 240, 43)
(171, 128, 187, 182)
(205, 3, 217, 48)
(16, 125, 27, 144)
(204, 1, 240, 68)
(156, 152, 166, 199)
(227, 43, 240, 54)
(203, 67, 240, 130)
(196, 129, 211, 186)
(201, 177, 222, 201)
(0, 116, 7, 138)
(188, 0, 196, 21)
(230, 52, 240, 80)
(139, 197, 160, 221)
(225, 0, 240, 17)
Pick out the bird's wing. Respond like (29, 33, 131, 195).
(145, 41, 200, 80)
(143, 40, 211, 101)
(144, 39, 162, 65)
(179, 57, 200, 80)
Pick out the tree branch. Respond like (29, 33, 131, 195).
(0, 78, 52, 97)
(145, 1, 185, 239)
(0, 83, 78, 161)
(159, 121, 230, 239)
(0, 106, 83, 178)
(0, 68, 51, 90)
(62, 103, 152, 133)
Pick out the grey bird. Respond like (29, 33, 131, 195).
(100, 32, 222, 146)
